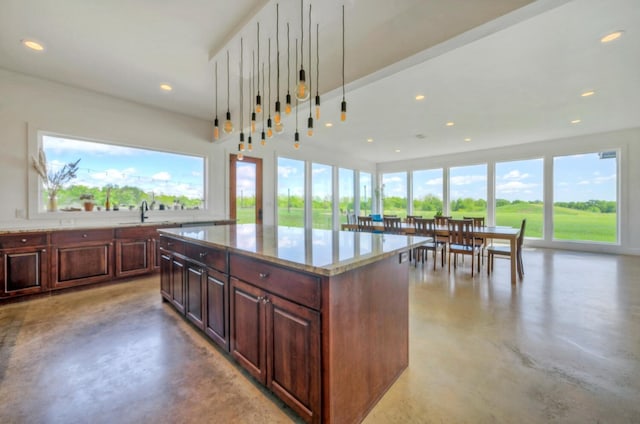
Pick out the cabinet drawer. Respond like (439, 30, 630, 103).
(230, 254, 320, 310)
(0, 232, 48, 249)
(115, 226, 157, 239)
(52, 228, 114, 245)
(185, 243, 227, 272)
(158, 236, 185, 255)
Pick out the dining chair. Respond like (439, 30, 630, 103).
(487, 218, 526, 278)
(463, 216, 487, 262)
(413, 218, 445, 269)
(433, 215, 450, 245)
(383, 216, 402, 234)
(448, 219, 482, 276)
(357, 216, 374, 232)
(405, 215, 422, 225)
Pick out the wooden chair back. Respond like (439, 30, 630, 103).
(448, 219, 475, 247)
(434, 216, 451, 227)
(405, 215, 423, 225)
(414, 218, 436, 237)
(383, 216, 402, 233)
(357, 216, 373, 232)
(463, 216, 485, 228)
(517, 218, 527, 249)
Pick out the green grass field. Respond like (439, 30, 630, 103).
(236, 204, 617, 243)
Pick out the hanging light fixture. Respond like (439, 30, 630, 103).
(251, 51, 256, 133)
(341, 5, 347, 122)
(247, 51, 253, 152)
(238, 38, 245, 158)
(223, 50, 234, 134)
(261, 63, 266, 146)
(307, 4, 313, 137)
(315, 23, 320, 121)
(267, 38, 273, 138)
(255, 22, 262, 114)
(274, 3, 282, 128)
(296, 0, 309, 101)
(294, 38, 300, 149)
(285, 23, 292, 115)
(213, 61, 219, 140)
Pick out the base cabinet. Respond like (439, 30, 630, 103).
(230, 277, 321, 423)
(205, 268, 229, 350)
(1, 233, 50, 298)
(185, 262, 204, 330)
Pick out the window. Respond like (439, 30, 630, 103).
(360, 172, 372, 216)
(449, 164, 487, 219)
(38, 134, 204, 213)
(312, 163, 333, 229)
(412, 168, 443, 218)
(495, 159, 543, 238)
(553, 152, 617, 243)
(277, 157, 305, 228)
(339, 168, 355, 224)
(382, 172, 407, 218)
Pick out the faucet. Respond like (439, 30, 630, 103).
(140, 200, 149, 223)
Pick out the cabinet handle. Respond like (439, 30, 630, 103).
(167, 242, 174, 246)
(199, 252, 208, 258)
(21, 238, 27, 243)
(263, 297, 270, 304)
(41, 249, 47, 253)
(258, 272, 269, 279)
(256, 296, 264, 302)
(82, 234, 88, 238)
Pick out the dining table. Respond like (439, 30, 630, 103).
(341, 222, 521, 285)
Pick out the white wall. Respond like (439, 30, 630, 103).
(377, 128, 640, 255)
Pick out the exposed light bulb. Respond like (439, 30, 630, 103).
(256, 94, 262, 113)
(267, 118, 273, 138)
(275, 101, 281, 124)
(307, 116, 314, 137)
(275, 122, 284, 134)
(223, 111, 233, 134)
(213, 117, 219, 140)
(248, 136, 253, 151)
(315, 95, 321, 120)
(341, 100, 347, 122)
(285, 93, 292, 114)
(294, 131, 300, 149)
(294, 142, 300, 149)
(251, 112, 256, 133)
(296, 69, 309, 101)
(261, 131, 266, 146)
(238, 152, 244, 161)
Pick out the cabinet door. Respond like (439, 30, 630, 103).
(53, 243, 113, 288)
(1, 248, 49, 297)
(151, 238, 162, 271)
(185, 262, 205, 330)
(230, 277, 266, 384)
(267, 294, 321, 423)
(171, 257, 185, 314)
(160, 252, 172, 301)
(115, 239, 150, 278)
(205, 268, 228, 350)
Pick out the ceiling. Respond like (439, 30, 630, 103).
(1, 0, 638, 163)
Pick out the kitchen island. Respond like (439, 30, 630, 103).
(158, 224, 429, 424)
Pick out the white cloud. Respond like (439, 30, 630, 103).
(502, 170, 530, 180)
(278, 165, 299, 178)
(152, 171, 171, 181)
(450, 175, 486, 186)
(426, 177, 443, 186)
(44, 136, 138, 156)
(578, 180, 590, 185)
(593, 174, 616, 184)
(496, 181, 538, 193)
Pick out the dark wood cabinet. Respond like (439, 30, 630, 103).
(0, 233, 49, 298)
(51, 229, 114, 289)
(185, 262, 205, 330)
(205, 267, 228, 350)
(229, 259, 321, 424)
(170, 256, 185, 314)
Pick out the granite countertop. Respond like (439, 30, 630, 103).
(0, 219, 235, 235)
(158, 224, 430, 276)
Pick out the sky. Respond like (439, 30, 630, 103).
(43, 135, 204, 199)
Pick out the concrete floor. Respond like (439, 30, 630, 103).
(1, 248, 639, 423)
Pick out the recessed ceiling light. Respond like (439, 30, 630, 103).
(325, 122, 333, 127)
(415, 94, 425, 101)
(601, 30, 624, 43)
(367, 138, 373, 143)
(395, 149, 401, 153)
(581, 90, 595, 97)
(571, 119, 581, 124)
(446, 122, 455, 127)
(464, 138, 472, 142)
(22, 39, 44, 51)
(160, 84, 173, 92)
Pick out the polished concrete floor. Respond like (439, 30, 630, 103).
(1, 248, 639, 423)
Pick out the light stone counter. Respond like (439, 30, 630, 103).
(158, 224, 430, 276)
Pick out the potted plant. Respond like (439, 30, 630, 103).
(80, 194, 95, 211)
(32, 147, 81, 212)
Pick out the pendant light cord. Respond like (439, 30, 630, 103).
(227, 50, 231, 112)
(295, 39, 298, 131)
(308, 4, 312, 116)
(262, 64, 266, 130)
(240, 38, 243, 129)
(316, 23, 319, 96)
(300, 0, 304, 70)
(257, 22, 260, 97)
(342, 5, 345, 101)
(215, 62, 218, 117)
(276, 4, 280, 100)
(287, 23, 290, 94)
(268, 38, 271, 117)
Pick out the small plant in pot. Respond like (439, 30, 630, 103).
(80, 194, 95, 211)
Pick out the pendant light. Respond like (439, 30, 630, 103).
(294, 39, 300, 149)
(315, 23, 320, 121)
(224, 50, 234, 134)
(238, 38, 245, 158)
(247, 51, 253, 151)
(261, 63, 266, 146)
(267, 38, 273, 138)
(285, 23, 292, 115)
(274, 3, 282, 127)
(251, 51, 256, 133)
(255, 23, 262, 114)
(340, 5, 347, 122)
(307, 4, 313, 137)
(296, 0, 309, 101)
(213, 61, 220, 140)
